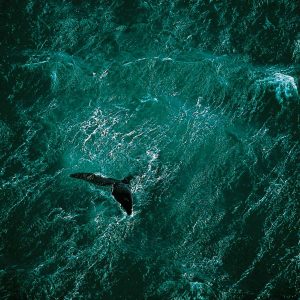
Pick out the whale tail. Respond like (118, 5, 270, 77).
(70, 172, 134, 215)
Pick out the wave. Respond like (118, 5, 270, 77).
(1, 1, 299, 299)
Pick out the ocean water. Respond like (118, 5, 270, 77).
(0, 1, 299, 299)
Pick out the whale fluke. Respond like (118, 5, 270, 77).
(112, 182, 132, 215)
(70, 173, 133, 215)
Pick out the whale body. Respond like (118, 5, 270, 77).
(70, 173, 133, 215)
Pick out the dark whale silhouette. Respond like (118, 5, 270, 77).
(70, 173, 133, 215)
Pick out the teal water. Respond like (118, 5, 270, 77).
(1, 1, 299, 299)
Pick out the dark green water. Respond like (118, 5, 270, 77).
(0, 1, 299, 299)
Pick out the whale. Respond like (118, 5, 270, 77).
(70, 173, 133, 215)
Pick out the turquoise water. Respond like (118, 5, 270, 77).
(1, 1, 299, 299)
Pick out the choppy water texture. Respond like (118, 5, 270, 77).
(1, 1, 299, 299)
